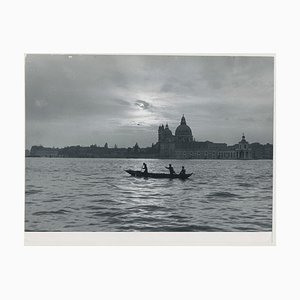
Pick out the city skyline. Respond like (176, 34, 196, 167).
(26, 55, 274, 149)
(26, 118, 272, 150)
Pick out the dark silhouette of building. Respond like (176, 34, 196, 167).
(27, 115, 273, 159)
(29, 146, 59, 157)
(157, 115, 272, 159)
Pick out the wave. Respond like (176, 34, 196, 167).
(92, 211, 125, 218)
(206, 191, 239, 198)
(237, 183, 254, 187)
(118, 224, 224, 232)
(25, 189, 43, 195)
(129, 204, 170, 212)
(43, 199, 62, 203)
(32, 209, 71, 216)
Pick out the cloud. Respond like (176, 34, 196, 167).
(135, 100, 151, 110)
(25, 55, 274, 148)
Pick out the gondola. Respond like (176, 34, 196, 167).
(125, 169, 193, 179)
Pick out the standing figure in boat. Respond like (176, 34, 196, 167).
(165, 164, 175, 175)
(179, 166, 186, 175)
(142, 163, 148, 174)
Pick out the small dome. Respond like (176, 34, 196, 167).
(164, 127, 173, 137)
(240, 133, 247, 143)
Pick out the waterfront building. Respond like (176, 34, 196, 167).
(27, 115, 272, 159)
(30, 146, 59, 157)
(236, 134, 252, 159)
(158, 115, 254, 159)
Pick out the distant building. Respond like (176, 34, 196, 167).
(158, 115, 271, 159)
(236, 134, 251, 159)
(26, 115, 273, 159)
(30, 146, 59, 157)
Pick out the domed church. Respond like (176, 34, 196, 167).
(157, 115, 253, 159)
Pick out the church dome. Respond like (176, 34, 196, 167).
(164, 124, 173, 137)
(175, 115, 193, 138)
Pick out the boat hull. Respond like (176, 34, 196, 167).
(125, 169, 193, 179)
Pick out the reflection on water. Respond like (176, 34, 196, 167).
(25, 158, 273, 232)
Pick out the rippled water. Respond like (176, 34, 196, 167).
(25, 158, 273, 232)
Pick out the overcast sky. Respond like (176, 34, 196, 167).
(25, 55, 274, 149)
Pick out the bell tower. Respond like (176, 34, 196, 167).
(158, 124, 164, 142)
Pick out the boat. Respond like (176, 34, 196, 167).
(125, 169, 193, 179)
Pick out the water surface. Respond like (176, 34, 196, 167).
(25, 158, 273, 232)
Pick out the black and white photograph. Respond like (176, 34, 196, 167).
(25, 54, 274, 240)
(4, 1, 300, 300)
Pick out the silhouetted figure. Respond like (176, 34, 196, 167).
(165, 164, 175, 175)
(179, 166, 186, 175)
(142, 163, 148, 174)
